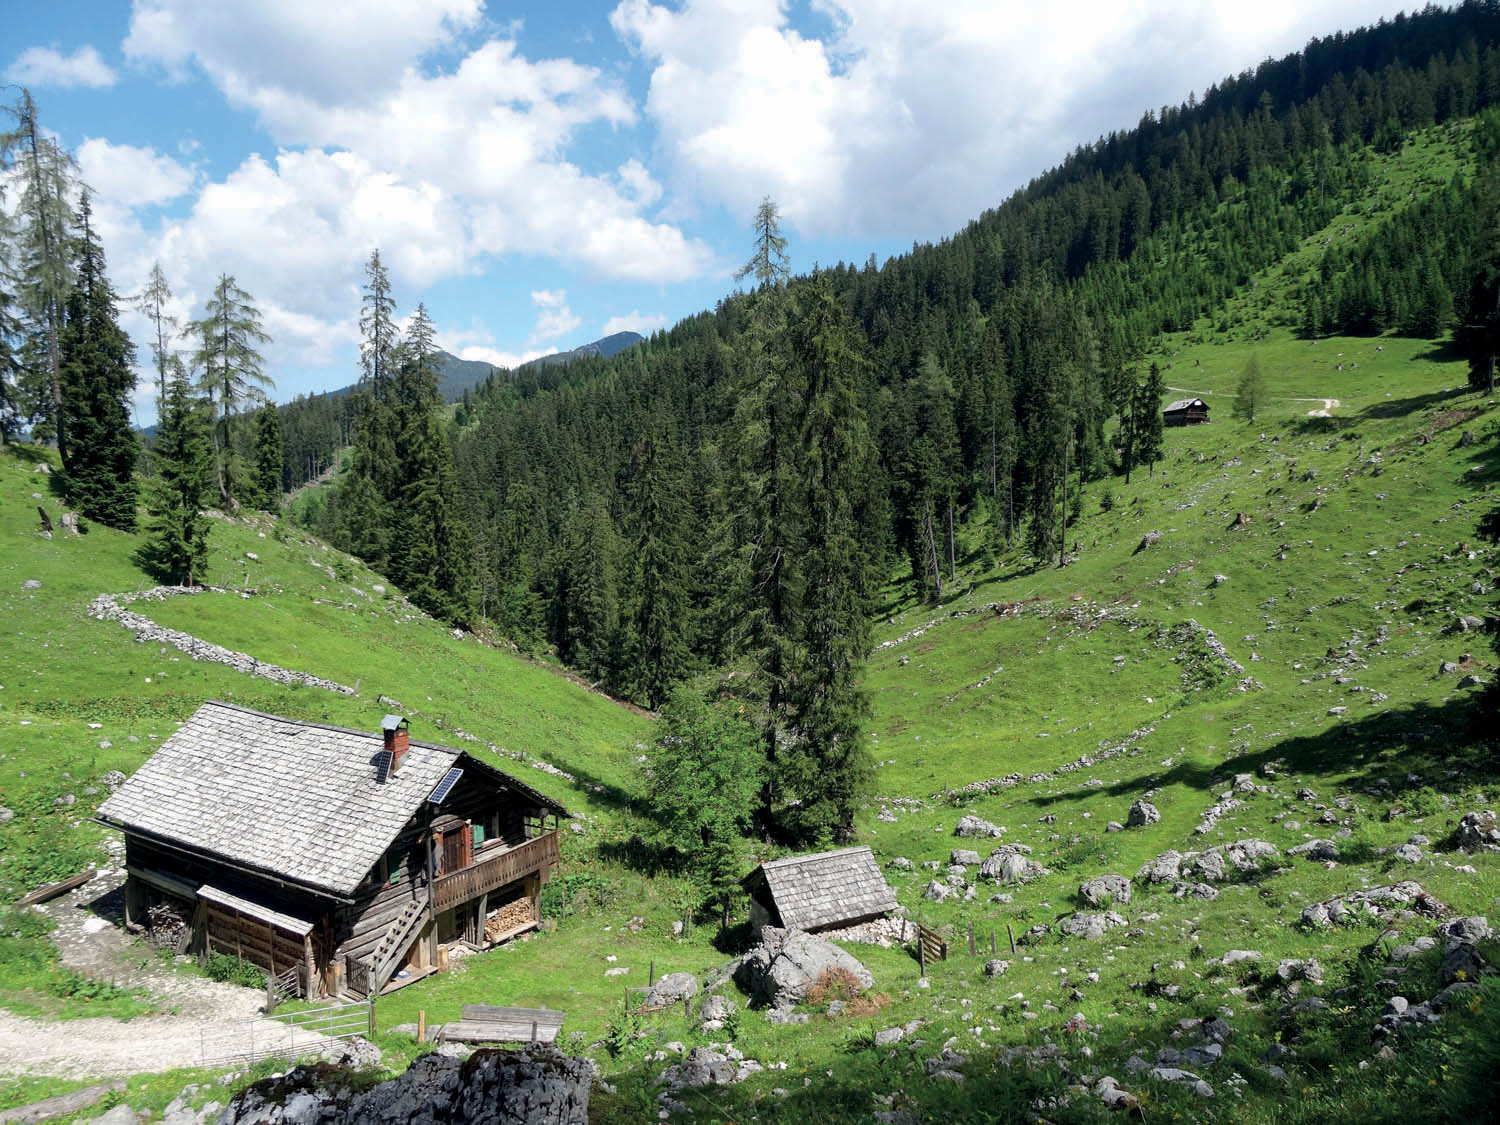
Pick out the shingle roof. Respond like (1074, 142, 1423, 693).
(96, 701, 565, 898)
(746, 845, 897, 931)
(1164, 398, 1208, 412)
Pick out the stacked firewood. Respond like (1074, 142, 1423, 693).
(484, 897, 536, 942)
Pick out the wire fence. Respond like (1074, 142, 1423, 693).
(197, 998, 374, 1069)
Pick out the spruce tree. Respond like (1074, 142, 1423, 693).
(252, 403, 283, 508)
(188, 274, 272, 507)
(58, 193, 138, 530)
(780, 277, 877, 841)
(1134, 362, 1166, 477)
(139, 363, 213, 584)
(388, 304, 474, 625)
(1458, 171, 1500, 395)
(623, 412, 693, 708)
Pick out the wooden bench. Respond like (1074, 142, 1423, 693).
(438, 1004, 565, 1045)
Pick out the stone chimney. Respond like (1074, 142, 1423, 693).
(381, 714, 410, 776)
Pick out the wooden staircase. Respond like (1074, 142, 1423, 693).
(356, 894, 428, 996)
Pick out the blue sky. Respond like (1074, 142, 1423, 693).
(7, 0, 1407, 423)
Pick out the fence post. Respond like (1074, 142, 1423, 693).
(919, 937, 926, 977)
(368, 997, 377, 1038)
(967, 922, 976, 956)
(418, 1010, 426, 1044)
(1006, 923, 1015, 954)
(531, 1020, 538, 1043)
(649, 959, 655, 989)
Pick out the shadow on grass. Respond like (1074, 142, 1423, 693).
(1030, 696, 1491, 811)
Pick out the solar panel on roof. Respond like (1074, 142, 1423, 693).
(427, 767, 463, 804)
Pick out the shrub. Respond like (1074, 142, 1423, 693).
(204, 952, 269, 989)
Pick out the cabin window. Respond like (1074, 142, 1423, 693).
(472, 821, 486, 846)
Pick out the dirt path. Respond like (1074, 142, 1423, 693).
(1, 857, 338, 1079)
(1165, 385, 1340, 416)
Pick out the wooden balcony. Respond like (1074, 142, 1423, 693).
(432, 830, 559, 913)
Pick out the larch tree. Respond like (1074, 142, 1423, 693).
(139, 363, 214, 584)
(58, 192, 138, 530)
(736, 196, 791, 288)
(1233, 354, 1268, 422)
(1, 90, 77, 456)
(136, 261, 178, 412)
(188, 274, 272, 507)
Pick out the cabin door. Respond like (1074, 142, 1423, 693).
(439, 825, 472, 875)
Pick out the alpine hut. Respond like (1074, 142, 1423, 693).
(94, 701, 568, 1000)
(742, 845, 898, 934)
(1163, 397, 1211, 426)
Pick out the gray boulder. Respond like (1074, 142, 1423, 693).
(1437, 916, 1491, 946)
(981, 850, 1043, 884)
(1137, 851, 1183, 883)
(954, 815, 1004, 838)
(923, 880, 953, 902)
(645, 972, 699, 1008)
(1058, 911, 1127, 940)
(1450, 811, 1500, 851)
(1127, 800, 1160, 827)
(1078, 874, 1132, 907)
(982, 959, 1010, 977)
(949, 849, 981, 867)
(733, 927, 873, 1010)
(1287, 838, 1338, 861)
(215, 1048, 592, 1125)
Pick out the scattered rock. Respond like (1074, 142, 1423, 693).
(1287, 839, 1338, 862)
(1449, 811, 1500, 851)
(949, 849, 981, 867)
(1135, 530, 1163, 554)
(923, 880, 953, 903)
(1058, 911, 1128, 940)
(1393, 843, 1423, 863)
(645, 972, 699, 1009)
(983, 959, 1010, 977)
(1222, 949, 1262, 966)
(215, 1049, 592, 1125)
(1127, 800, 1160, 828)
(22, 579, 41, 590)
(954, 815, 1004, 838)
(1301, 882, 1446, 928)
(1078, 874, 1132, 907)
(733, 927, 874, 1010)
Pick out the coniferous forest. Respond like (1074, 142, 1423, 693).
(7, 1, 1500, 844)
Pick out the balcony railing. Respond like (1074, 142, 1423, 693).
(431, 830, 559, 913)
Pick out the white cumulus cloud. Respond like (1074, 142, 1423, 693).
(613, 0, 1402, 239)
(527, 289, 583, 344)
(5, 45, 117, 89)
(602, 310, 668, 337)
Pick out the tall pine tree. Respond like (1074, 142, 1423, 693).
(188, 274, 272, 507)
(58, 193, 138, 530)
(139, 364, 213, 584)
(252, 402, 284, 508)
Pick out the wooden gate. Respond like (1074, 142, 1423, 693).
(918, 923, 948, 965)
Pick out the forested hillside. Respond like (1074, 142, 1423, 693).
(361, 4, 1500, 681)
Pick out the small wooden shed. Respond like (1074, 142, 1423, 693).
(742, 845, 898, 934)
(1163, 397, 1211, 426)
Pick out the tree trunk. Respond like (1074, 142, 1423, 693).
(946, 501, 956, 584)
(922, 500, 942, 599)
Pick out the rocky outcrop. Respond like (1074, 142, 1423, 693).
(212, 1048, 592, 1125)
(1126, 800, 1160, 827)
(1137, 840, 1277, 884)
(733, 927, 873, 1011)
(1078, 874, 1132, 907)
(1299, 881, 1445, 928)
(954, 815, 1004, 838)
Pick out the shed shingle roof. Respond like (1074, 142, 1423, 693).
(747, 845, 897, 931)
(96, 701, 565, 898)
(1163, 398, 1208, 412)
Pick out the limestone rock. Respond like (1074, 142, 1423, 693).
(1287, 838, 1338, 861)
(1078, 874, 1132, 907)
(1058, 911, 1127, 940)
(1127, 800, 1160, 828)
(733, 927, 873, 1010)
(954, 815, 1004, 838)
(645, 972, 699, 1009)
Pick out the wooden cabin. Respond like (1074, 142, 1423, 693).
(1163, 397, 1211, 426)
(94, 701, 567, 1000)
(742, 846, 897, 934)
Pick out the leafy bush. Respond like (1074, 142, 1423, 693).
(204, 952, 269, 989)
(539, 870, 614, 919)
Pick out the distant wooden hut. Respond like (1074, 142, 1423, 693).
(1163, 397, 1211, 426)
(742, 845, 897, 933)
